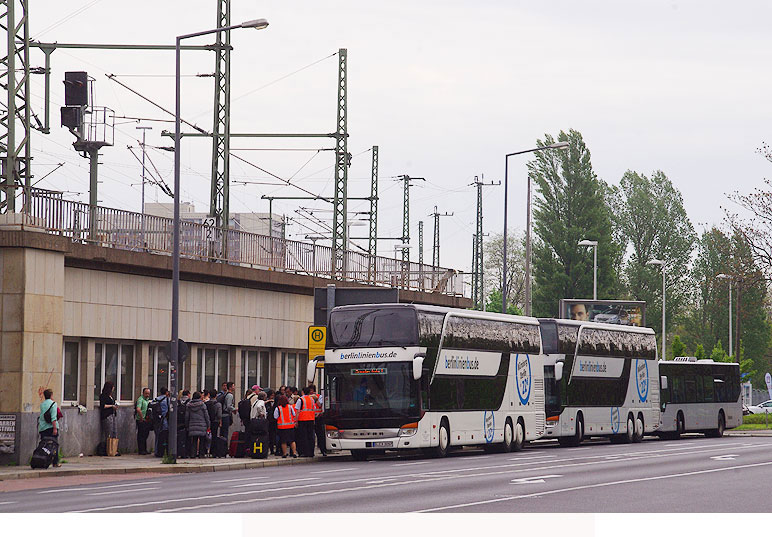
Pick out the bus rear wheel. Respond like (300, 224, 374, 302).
(512, 419, 525, 452)
(707, 412, 725, 438)
(633, 415, 644, 443)
(675, 412, 685, 439)
(618, 415, 635, 444)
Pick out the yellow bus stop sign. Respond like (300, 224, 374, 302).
(308, 326, 326, 362)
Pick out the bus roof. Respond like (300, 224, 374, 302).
(330, 303, 538, 324)
(538, 317, 656, 335)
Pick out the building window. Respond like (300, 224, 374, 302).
(147, 344, 187, 397)
(242, 349, 272, 391)
(93, 342, 135, 402)
(281, 351, 306, 388)
(62, 341, 80, 402)
(197, 347, 230, 392)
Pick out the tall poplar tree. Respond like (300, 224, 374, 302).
(529, 129, 621, 317)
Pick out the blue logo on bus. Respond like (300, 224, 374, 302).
(635, 359, 649, 402)
(516, 354, 532, 405)
(484, 410, 495, 443)
(611, 407, 620, 434)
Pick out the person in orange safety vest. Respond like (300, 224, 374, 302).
(295, 386, 318, 457)
(273, 394, 298, 458)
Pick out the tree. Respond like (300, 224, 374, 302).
(613, 170, 696, 342)
(529, 129, 622, 317)
(485, 289, 523, 315)
(482, 231, 526, 313)
(670, 335, 687, 359)
(694, 344, 706, 360)
(710, 340, 728, 362)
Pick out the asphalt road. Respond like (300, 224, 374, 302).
(2, 435, 770, 513)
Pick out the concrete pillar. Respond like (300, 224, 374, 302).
(233, 346, 243, 398)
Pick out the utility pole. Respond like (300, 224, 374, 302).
(137, 126, 152, 247)
(395, 175, 425, 264)
(430, 205, 453, 268)
(418, 220, 424, 291)
(331, 48, 349, 280)
(368, 145, 378, 282)
(472, 233, 477, 307)
(471, 175, 499, 310)
(210, 0, 232, 258)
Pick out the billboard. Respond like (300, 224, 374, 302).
(559, 299, 646, 327)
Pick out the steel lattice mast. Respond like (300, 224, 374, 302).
(472, 175, 499, 309)
(1, 0, 32, 213)
(430, 204, 453, 268)
(331, 48, 348, 279)
(209, 0, 231, 256)
(367, 145, 378, 281)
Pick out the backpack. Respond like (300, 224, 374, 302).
(31, 438, 58, 469)
(216, 391, 227, 406)
(238, 398, 252, 424)
(177, 399, 189, 430)
(42, 402, 54, 424)
(148, 396, 167, 428)
(206, 399, 219, 423)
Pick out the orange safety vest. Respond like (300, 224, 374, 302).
(298, 395, 316, 422)
(277, 405, 296, 429)
(313, 394, 323, 416)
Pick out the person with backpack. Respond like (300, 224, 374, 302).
(99, 381, 120, 456)
(38, 389, 60, 467)
(205, 389, 222, 456)
(152, 387, 170, 457)
(238, 388, 255, 431)
(135, 387, 152, 455)
(177, 389, 191, 459)
(264, 389, 277, 455)
(184, 391, 210, 458)
(219, 381, 236, 442)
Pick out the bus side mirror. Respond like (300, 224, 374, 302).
(554, 362, 564, 382)
(660, 376, 668, 390)
(413, 354, 425, 381)
(307, 360, 318, 384)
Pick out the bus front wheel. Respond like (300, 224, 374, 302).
(433, 420, 450, 458)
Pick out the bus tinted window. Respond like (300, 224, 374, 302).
(329, 307, 419, 348)
(417, 312, 446, 347)
(558, 324, 579, 355)
(429, 356, 509, 411)
(577, 328, 656, 359)
(444, 317, 540, 353)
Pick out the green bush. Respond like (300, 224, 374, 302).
(743, 413, 772, 425)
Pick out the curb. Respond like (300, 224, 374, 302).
(0, 455, 325, 482)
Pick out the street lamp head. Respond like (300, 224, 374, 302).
(241, 18, 269, 30)
(646, 259, 664, 267)
(578, 239, 598, 247)
(548, 142, 570, 151)
(716, 273, 732, 280)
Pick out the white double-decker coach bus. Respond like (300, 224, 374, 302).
(539, 318, 660, 446)
(315, 304, 545, 460)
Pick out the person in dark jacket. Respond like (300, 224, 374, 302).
(205, 389, 222, 456)
(265, 389, 277, 455)
(99, 381, 119, 453)
(185, 392, 210, 458)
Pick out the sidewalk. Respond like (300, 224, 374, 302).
(725, 428, 772, 437)
(0, 452, 343, 482)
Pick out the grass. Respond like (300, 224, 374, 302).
(161, 452, 176, 464)
(735, 413, 772, 430)
(736, 423, 772, 430)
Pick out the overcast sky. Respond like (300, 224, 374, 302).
(28, 1, 772, 274)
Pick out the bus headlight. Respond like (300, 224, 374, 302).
(326, 425, 340, 439)
(398, 423, 418, 437)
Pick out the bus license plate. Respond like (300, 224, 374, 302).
(369, 441, 393, 448)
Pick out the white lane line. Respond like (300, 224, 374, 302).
(508, 455, 556, 461)
(312, 468, 357, 474)
(391, 461, 430, 467)
(511, 475, 562, 485)
(231, 477, 318, 488)
(71, 441, 768, 513)
(0, 501, 17, 506)
(38, 481, 162, 494)
(415, 460, 772, 512)
(86, 486, 159, 496)
(366, 477, 400, 484)
(212, 476, 266, 483)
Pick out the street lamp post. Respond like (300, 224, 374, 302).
(647, 259, 666, 360)
(502, 142, 569, 316)
(578, 239, 598, 300)
(171, 18, 269, 462)
(717, 273, 733, 358)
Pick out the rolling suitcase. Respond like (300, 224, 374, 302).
(213, 435, 228, 458)
(30, 438, 58, 469)
(229, 431, 247, 458)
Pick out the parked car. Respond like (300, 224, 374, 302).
(747, 400, 772, 414)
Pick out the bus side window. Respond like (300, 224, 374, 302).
(703, 376, 714, 402)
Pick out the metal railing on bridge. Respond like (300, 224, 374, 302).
(20, 188, 465, 296)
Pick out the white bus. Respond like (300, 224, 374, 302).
(539, 319, 660, 446)
(657, 358, 742, 438)
(315, 304, 545, 460)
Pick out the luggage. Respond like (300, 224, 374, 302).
(250, 432, 269, 459)
(107, 437, 119, 457)
(229, 431, 247, 458)
(30, 438, 58, 469)
(96, 441, 107, 456)
(212, 435, 228, 458)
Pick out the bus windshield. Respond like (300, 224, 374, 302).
(329, 307, 418, 348)
(325, 362, 419, 418)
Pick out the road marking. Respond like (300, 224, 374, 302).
(391, 461, 430, 467)
(710, 454, 738, 461)
(212, 476, 267, 483)
(415, 460, 772, 512)
(38, 481, 162, 494)
(0, 501, 17, 506)
(87, 486, 159, 496)
(511, 475, 562, 485)
(231, 477, 317, 488)
(366, 477, 400, 484)
(508, 455, 556, 461)
(312, 468, 357, 474)
(70, 441, 766, 513)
